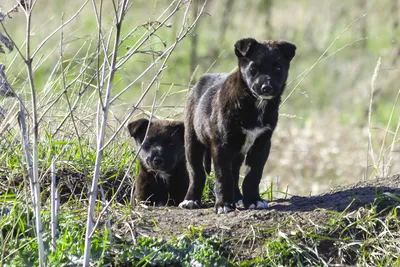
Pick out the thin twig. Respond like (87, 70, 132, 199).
(99, 185, 113, 243)
(385, 113, 400, 175)
(101, 0, 207, 150)
(50, 161, 58, 252)
(59, 13, 85, 165)
(378, 88, 400, 175)
(90, 0, 208, 235)
(83, 1, 128, 265)
(30, 0, 89, 59)
(115, 0, 183, 69)
(18, 98, 35, 205)
(367, 57, 381, 176)
(280, 15, 368, 108)
(24, 0, 45, 264)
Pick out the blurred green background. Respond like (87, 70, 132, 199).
(1, 0, 399, 196)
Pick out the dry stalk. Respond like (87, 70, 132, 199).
(102, 0, 207, 150)
(83, 0, 129, 265)
(115, 0, 182, 69)
(52, 61, 98, 137)
(30, 1, 89, 59)
(50, 161, 58, 252)
(18, 98, 35, 206)
(24, 1, 45, 265)
(385, 111, 400, 175)
(2, 1, 94, 264)
(0, 101, 18, 138)
(110, 1, 193, 103)
(39, 39, 98, 126)
(59, 13, 85, 165)
(280, 15, 368, 108)
(99, 185, 113, 243)
(165, 65, 200, 118)
(89, 0, 207, 237)
(90, 152, 136, 237)
(367, 57, 381, 177)
(381, 88, 400, 175)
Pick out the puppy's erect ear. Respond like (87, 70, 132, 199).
(234, 38, 258, 58)
(277, 40, 296, 61)
(127, 118, 149, 142)
(171, 121, 185, 141)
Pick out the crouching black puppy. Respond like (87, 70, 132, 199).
(179, 38, 296, 214)
(127, 118, 189, 206)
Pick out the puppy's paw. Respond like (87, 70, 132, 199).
(178, 200, 201, 209)
(235, 199, 244, 208)
(214, 203, 235, 214)
(248, 200, 269, 210)
(156, 202, 165, 207)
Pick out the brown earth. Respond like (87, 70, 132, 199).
(113, 174, 400, 261)
(2, 167, 400, 262)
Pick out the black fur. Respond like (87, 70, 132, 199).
(127, 118, 189, 206)
(179, 38, 296, 213)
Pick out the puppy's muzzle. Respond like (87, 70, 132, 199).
(261, 84, 273, 94)
(152, 157, 163, 167)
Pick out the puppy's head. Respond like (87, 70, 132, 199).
(234, 38, 296, 100)
(127, 118, 185, 172)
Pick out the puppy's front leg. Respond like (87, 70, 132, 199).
(212, 144, 235, 214)
(242, 132, 272, 209)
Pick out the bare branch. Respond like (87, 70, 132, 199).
(24, 0, 45, 264)
(91, 1, 208, 231)
(31, 0, 89, 59)
(83, 0, 129, 265)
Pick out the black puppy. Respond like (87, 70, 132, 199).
(127, 118, 189, 206)
(179, 38, 296, 213)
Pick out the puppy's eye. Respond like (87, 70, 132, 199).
(273, 64, 281, 72)
(142, 141, 151, 149)
(249, 65, 258, 76)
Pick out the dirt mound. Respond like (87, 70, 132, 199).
(0, 167, 134, 203)
(115, 174, 400, 260)
(3, 166, 400, 263)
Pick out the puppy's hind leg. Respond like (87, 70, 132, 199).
(179, 134, 207, 209)
(232, 155, 244, 208)
(203, 148, 212, 175)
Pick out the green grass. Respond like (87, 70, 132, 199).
(115, 228, 233, 267)
(240, 195, 400, 266)
(1, 192, 233, 266)
(2, 180, 400, 266)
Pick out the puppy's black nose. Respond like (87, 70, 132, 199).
(261, 84, 273, 94)
(153, 157, 163, 166)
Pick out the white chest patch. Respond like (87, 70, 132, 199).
(156, 172, 171, 184)
(241, 126, 272, 154)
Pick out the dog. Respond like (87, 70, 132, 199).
(178, 37, 296, 214)
(127, 118, 189, 206)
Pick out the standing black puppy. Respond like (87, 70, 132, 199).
(128, 118, 188, 206)
(179, 38, 296, 214)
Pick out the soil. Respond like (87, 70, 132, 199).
(2, 167, 400, 262)
(114, 174, 400, 261)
